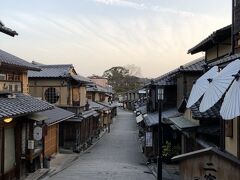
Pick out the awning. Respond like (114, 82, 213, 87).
(93, 113, 100, 117)
(81, 109, 99, 119)
(169, 116, 199, 130)
(136, 114, 143, 123)
(136, 105, 147, 115)
(144, 108, 181, 127)
(67, 116, 83, 122)
(170, 125, 178, 130)
(27, 113, 48, 121)
(31, 107, 75, 125)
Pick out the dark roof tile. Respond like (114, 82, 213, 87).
(0, 49, 40, 70)
(208, 53, 240, 67)
(0, 93, 53, 119)
(28, 64, 73, 78)
(152, 57, 205, 86)
(188, 25, 231, 54)
(33, 107, 75, 125)
(190, 100, 221, 119)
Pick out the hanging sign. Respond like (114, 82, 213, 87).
(28, 140, 34, 150)
(145, 132, 152, 147)
(33, 126, 43, 141)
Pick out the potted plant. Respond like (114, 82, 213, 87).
(162, 141, 181, 164)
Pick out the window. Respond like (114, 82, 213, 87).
(14, 85, 19, 92)
(7, 74, 14, 81)
(44, 87, 59, 104)
(0, 74, 6, 80)
(14, 74, 20, 81)
(8, 85, 13, 92)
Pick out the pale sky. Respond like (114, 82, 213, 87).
(0, 0, 232, 78)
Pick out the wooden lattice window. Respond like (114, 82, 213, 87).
(44, 87, 59, 104)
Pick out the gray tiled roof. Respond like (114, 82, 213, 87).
(89, 101, 108, 111)
(152, 57, 204, 86)
(71, 74, 92, 83)
(0, 20, 18, 37)
(0, 93, 53, 119)
(28, 64, 73, 78)
(154, 69, 178, 86)
(87, 85, 108, 93)
(208, 53, 240, 67)
(28, 64, 91, 84)
(136, 105, 147, 114)
(179, 57, 205, 72)
(0, 49, 40, 71)
(190, 100, 221, 119)
(144, 108, 180, 126)
(188, 25, 231, 54)
(81, 109, 99, 119)
(67, 109, 99, 122)
(32, 107, 75, 125)
(96, 101, 118, 109)
(169, 116, 199, 129)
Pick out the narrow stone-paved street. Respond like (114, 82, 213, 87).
(47, 109, 155, 180)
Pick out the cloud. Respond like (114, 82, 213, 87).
(0, 2, 230, 78)
(94, 0, 196, 17)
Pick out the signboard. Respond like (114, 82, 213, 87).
(145, 132, 152, 147)
(136, 115, 143, 123)
(28, 140, 34, 150)
(33, 126, 43, 141)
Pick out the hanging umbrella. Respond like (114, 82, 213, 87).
(186, 66, 219, 108)
(220, 73, 240, 120)
(200, 59, 240, 112)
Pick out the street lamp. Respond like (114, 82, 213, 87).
(157, 86, 164, 180)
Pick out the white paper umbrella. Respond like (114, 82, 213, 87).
(186, 66, 219, 108)
(220, 78, 240, 120)
(200, 59, 240, 112)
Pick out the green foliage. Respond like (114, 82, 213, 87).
(102, 66, 145, 94)
(162, 141, 181, 158)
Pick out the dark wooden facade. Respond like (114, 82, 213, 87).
(60, 114, 99, 152)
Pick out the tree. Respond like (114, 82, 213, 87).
(124, 64, 142, 77)
(102, 65, 144, 94)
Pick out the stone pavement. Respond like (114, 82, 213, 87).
(26, 127, 108, 180)
(44, 109, 156, 180)
(147, 162, 180, 180)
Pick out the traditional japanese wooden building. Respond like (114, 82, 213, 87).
(124, 88, 146, 110)
(29, 107, 75, 157)
(60, 109, 99, 152)
(86, 84, 117, 131)
(28, 63, 100, 155)
(0, 49, 55, 179)
(142, 57, 206, 161)
(171, 2, 240, 178)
